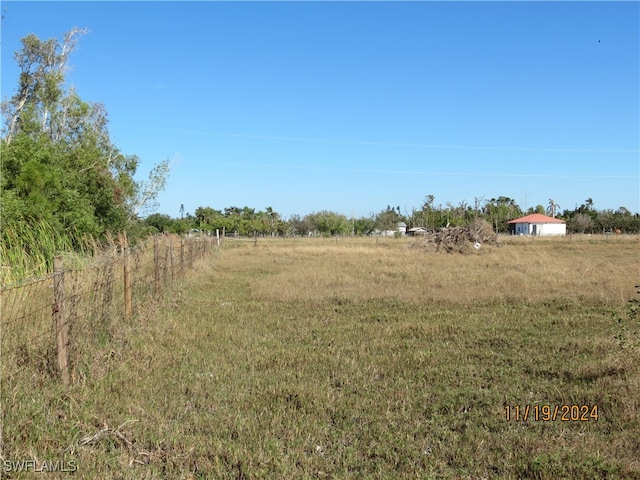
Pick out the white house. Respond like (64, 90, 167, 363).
(377, 222, 408, 237)
(508, 213, 566, 236)
(407, 227, 428, 236)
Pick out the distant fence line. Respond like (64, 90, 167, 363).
(0, 234, 215, 389)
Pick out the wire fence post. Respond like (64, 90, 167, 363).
(53, 256, 70, 386)
(122, 232, 133, 317)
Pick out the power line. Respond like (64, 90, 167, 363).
(118, 125, 639, 154)
(201, 161, 639, 179)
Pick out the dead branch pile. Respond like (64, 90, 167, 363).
(412, 220, 498, 253)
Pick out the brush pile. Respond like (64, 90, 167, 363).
(412, 220, 498, 253)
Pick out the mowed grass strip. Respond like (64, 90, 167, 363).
(2, 236, 639, 478)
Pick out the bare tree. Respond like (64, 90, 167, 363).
(474, 196, 484, 221)
(126, 157, 172, 222)
(569, 213, 594, 234)
(3, 27, 88, 144)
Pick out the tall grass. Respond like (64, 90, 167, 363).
(0, 220, 95, 285)
(242, 236, 638, 306)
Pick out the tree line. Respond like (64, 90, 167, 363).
(144, 196, 640, 237)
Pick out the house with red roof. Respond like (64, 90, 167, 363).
(507, 213, 566, 236)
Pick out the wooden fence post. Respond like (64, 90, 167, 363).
(180, 239, 185, 278)
(53, 256, 70, 386)
(164, 242, 169, 286)
(154, 236, 160, 296)
(170, 243, 175, 284)
(122, 232, 133, 317)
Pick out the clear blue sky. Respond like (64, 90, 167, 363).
(2, 1, 639, 219)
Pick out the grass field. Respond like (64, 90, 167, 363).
(2, 235, 639, 479)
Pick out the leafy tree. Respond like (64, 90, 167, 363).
(353, 214, 376, 235)
(264, 206, 280, 236)
(416, 196, 458, 230)
(194, 206, 220, 226)
(527, 205, 546, 215)
(305, 211, 349, 236)
(616, 206, 631, 216)
(483, 197, 521, 233)
(286, 214, 307, 236)
(1, 29, 169, 247)
(443, 201, 470, 227)
(144, 213, 175, 233)
(593, 207, 639, 234)
(574, 198, 597, 219)
(375, 205, 404, 231)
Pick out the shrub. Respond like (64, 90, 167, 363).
(615, 284, 640, 349)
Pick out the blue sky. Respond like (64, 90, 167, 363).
(2, 1, 639, 219)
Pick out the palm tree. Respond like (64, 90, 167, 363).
(546, 199, 560, 218)
(265, 206, 279, 236)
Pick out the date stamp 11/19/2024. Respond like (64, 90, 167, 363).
(505, 404, 599, 422)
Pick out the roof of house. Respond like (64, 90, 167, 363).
(508, 213, 566, 224)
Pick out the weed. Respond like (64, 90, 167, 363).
(615, 284, 640, 350)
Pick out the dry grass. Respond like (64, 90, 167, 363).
(240, 236, 638, 306)
(1, 235, 639, 478)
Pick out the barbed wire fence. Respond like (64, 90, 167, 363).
(0, 234, 216, 392)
